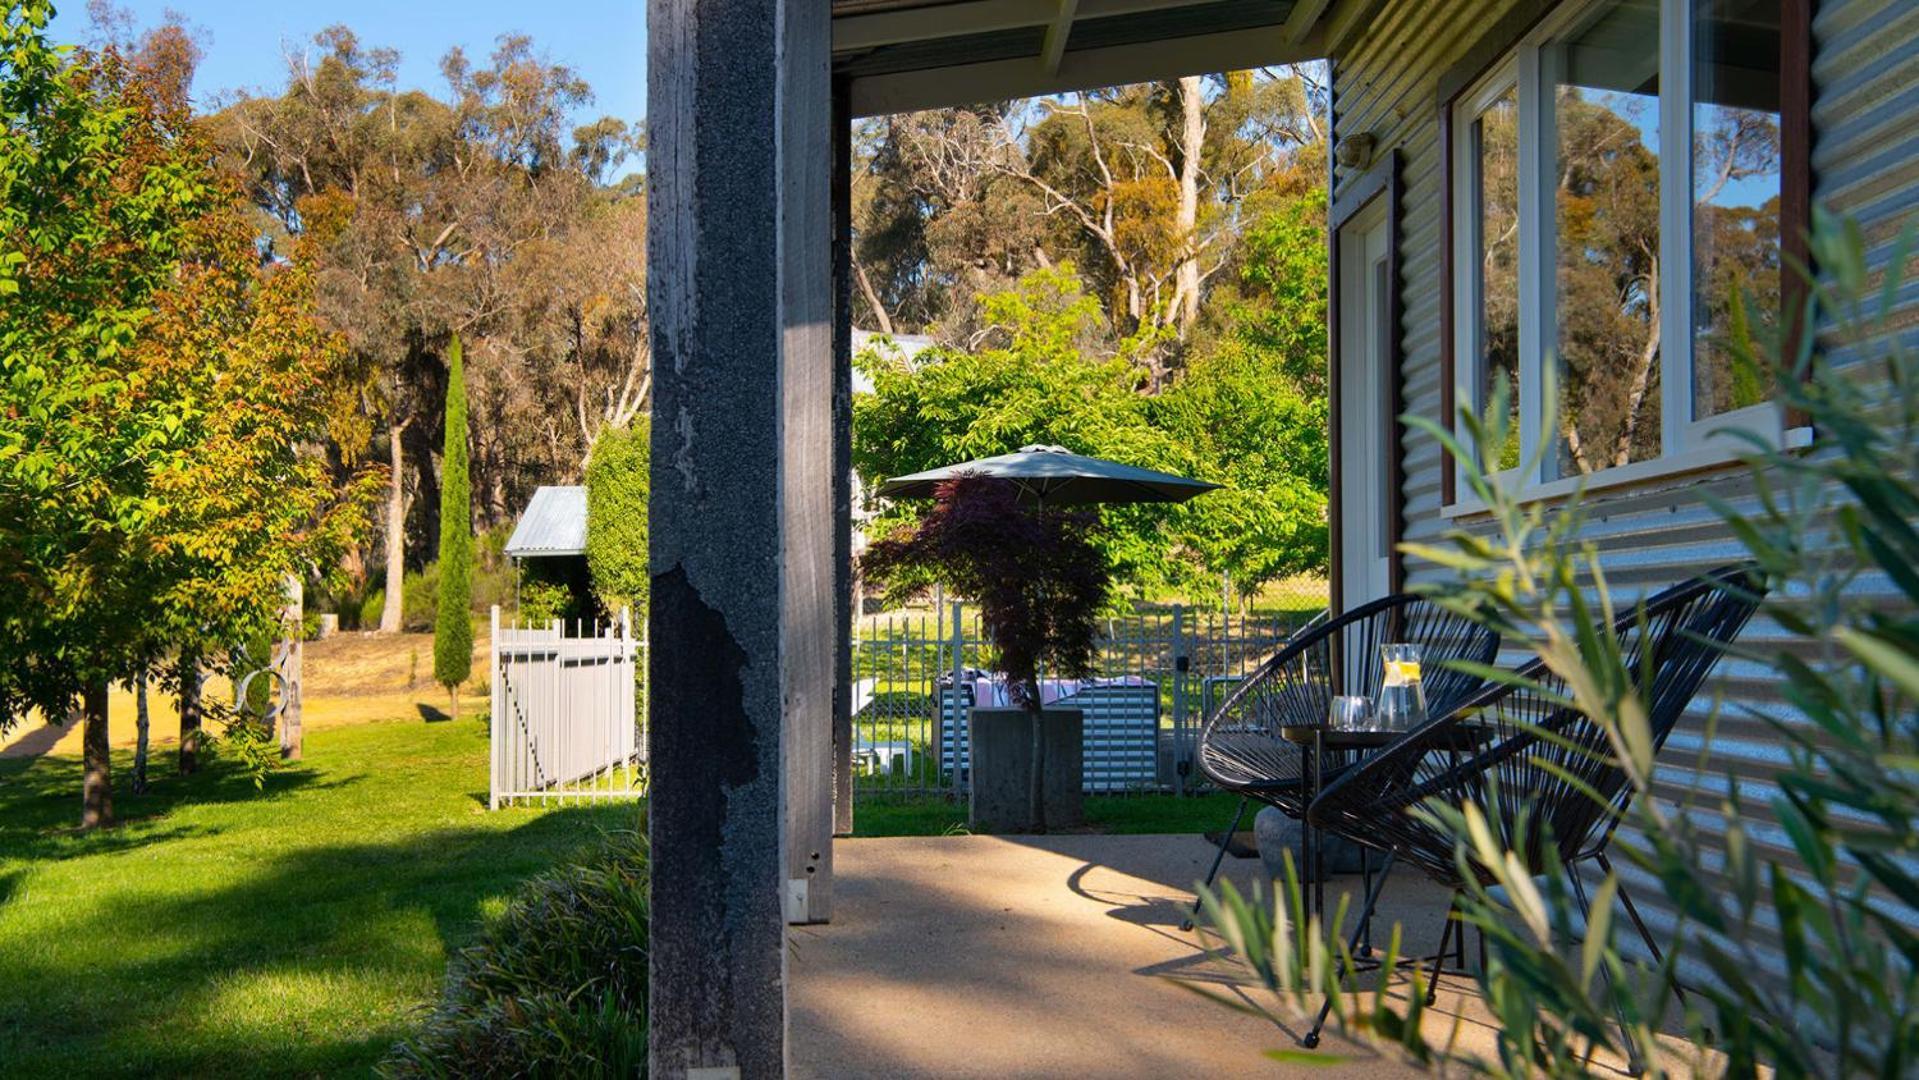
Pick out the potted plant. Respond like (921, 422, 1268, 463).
(864, 474, 1111, 832)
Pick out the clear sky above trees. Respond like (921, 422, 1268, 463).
(50, 0, 645, 174)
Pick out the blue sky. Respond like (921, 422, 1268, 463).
(50, 0, 647, 127)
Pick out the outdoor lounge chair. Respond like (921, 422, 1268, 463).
(1186, 595, 1500, 924)
(1300, 564, 1768, 1056)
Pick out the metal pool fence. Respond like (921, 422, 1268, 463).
(849, 603, 1316, 800)
(489, 606, 646, 808)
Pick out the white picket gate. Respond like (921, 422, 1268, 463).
(489, 606, 646, 808)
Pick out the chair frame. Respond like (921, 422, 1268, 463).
(1299, 564, 1768, 1058)
(1182, 595, 1498, 929)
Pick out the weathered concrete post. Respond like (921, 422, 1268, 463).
(831, 75, 856, 839)
(647, 0, 833, 1074)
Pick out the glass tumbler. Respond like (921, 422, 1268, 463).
(1329, 695, 1374, 732)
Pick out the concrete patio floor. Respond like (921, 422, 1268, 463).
(789, 832, 1490, 1078)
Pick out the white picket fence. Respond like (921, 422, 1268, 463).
(488, 606, 646, 808)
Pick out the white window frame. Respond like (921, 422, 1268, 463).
(1446, 0, 1804, 514)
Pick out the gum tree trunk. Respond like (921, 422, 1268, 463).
(81, 679, 112, 829)
(380, 420, 409, 632)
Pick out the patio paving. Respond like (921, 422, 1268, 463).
(789, 832, 1469, 1078)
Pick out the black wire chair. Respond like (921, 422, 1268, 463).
(1182, 595, 1500, 928)
(1301, 563, 1768, 1056)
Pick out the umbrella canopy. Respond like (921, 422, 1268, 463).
(875, 444, 1219, 506)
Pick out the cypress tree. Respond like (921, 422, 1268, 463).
(434, 335, 474, 717)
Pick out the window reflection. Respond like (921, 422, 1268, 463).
(1693, 0, 1782, 419)
(1474, 87, 1520, 469)
(1551, 0, 1662, 478)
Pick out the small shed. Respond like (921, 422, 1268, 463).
(504, 486, 594, 618)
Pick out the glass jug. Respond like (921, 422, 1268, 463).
(1375, 643, 1428, 732)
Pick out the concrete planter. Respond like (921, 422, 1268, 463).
(969, 706, 1083, 832)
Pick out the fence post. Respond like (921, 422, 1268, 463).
(1171, 603, 1187, 797)
(950, 600, 965, 795)
(489, 605, 501, 810)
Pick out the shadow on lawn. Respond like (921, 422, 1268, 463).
(0, 802, 635, 1076)
(0, 751, 339, 863)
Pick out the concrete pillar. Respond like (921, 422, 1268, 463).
(831, 75, 856, 839)
(646, 0, 833, 1074)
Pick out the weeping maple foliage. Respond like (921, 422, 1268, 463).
(863, 475, 1110, 709)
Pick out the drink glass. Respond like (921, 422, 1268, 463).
(1376, 644, 1428, 731)
(1329, 695, 1373, 732)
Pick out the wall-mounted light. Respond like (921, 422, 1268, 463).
(1335, 132, 1377, 171)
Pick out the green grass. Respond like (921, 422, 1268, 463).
(851, 790, 1242, 837)
(0, 718, 635, 1078)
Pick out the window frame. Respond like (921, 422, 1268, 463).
(1442, 0, 1811, 514)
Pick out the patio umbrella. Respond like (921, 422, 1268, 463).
(875, 444, 1219, 506)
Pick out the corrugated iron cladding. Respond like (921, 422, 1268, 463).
(1330, 0, 1918, 979)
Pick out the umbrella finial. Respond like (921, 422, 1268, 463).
(1018, 443, 1070, 455)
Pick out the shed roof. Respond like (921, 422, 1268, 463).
(505, 486, 588, 558)
(833, 0, 1349, 117)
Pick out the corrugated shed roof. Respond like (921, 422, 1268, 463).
(505, 486, 588, 558)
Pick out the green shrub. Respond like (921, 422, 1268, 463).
(356, 588, 383, 630)
(402, 564, 439, 632)
(518, 578, 573, 626)
(586, 419, 650, 615)
(380, 830, 650, 1079)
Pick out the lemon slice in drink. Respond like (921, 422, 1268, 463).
(1386, 659, 1422, 684)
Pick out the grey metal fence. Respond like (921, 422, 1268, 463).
(849, 603, 1314, 800)
(489, 606, 646, 808)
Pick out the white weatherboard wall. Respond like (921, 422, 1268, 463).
(489, 606, 644, 807)
(1331, 0, 1919, 977)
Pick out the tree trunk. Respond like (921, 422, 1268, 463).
(1175, 74, 1206, 338)
(132, 676, 150, 795)
(177, 653, 202, 775)
(380, 421, 408, 632)
(81, 680, 112, 829)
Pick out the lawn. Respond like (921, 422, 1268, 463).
(0, 716, 634, 1078)
(851, 789, 1242, 837)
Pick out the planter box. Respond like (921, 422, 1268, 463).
(968, 707, 1083, 832)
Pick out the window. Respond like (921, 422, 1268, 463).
(1449, 0, 1800, 503)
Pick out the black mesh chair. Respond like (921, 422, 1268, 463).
(1300, 564, 1768, 1054)
(1183, 595, 1500, 926)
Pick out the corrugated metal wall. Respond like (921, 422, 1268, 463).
(1329, 0, 1918, 977)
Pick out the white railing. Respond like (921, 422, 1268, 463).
(489, 605, 646, 808)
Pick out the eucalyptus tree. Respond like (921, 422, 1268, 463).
(209, 29, 643, 625)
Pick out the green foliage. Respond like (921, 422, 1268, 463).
(854, 264, 1187, 595)
(517, 579, 573, 626)
(1155, 193, 1329, 596)
(0, 3, 378, 733)
(380, 830, 650, 1079)
(404, 563, 441, 632)
(360, 588, 388, 632)
(1196, 212, 1919, 1077)
(856, 199, 1333, 601)
(434, 337, 473, 696)
(585, 419, 650, 615)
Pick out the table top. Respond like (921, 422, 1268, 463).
(1277, 725, 1403, 749)
(1277, 721, 1496, 751)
